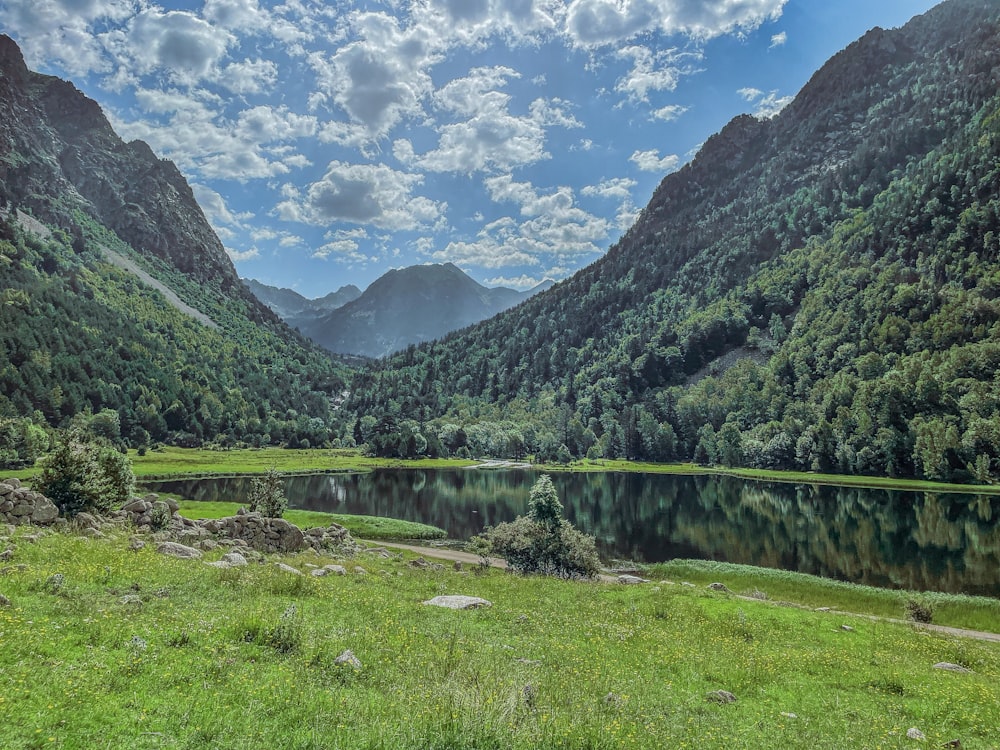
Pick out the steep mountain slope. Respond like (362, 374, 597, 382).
(351, 0, 1000, 482)
(301, 263, 553, 358)
(0, 36, 346, 450)
(244, 278, 362, 322)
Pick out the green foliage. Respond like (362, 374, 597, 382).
(33, 431, 135, 516)
(0, 417, 49, 469)
(247, 468, 287, 518)
(475, 476, 600, 579)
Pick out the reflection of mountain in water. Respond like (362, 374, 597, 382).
(145, 470, 1000, 595)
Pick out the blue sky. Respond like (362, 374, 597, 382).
(3, 0, 939, 296)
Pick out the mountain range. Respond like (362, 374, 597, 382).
(4, 0, 1000, 484)
(247, 265, 553, 359)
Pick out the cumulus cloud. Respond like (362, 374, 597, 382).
(582, 177, 639, 228)
(220, 58, 279, 95)
(123, 9, 234, 85)
(397, 66, 580, 174)
(484, 274, 547, 289)
(651, 103, 689, 121)
(432, 175, 609, 268)
(314, 228, 370, 261)
(192, 183, 253, 240)
(278, 162, 445, 231)
(226, 245, 260, 261)
(614, 45, 696, 104)
(769, 31, 787, 47)
(564, 0, 788, 48)
(629, 149, 680, 172)
(738, 86, 793, 117)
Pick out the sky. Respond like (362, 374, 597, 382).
(2, 0, 940, 297)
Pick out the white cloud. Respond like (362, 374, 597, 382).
(432, 175, 609, 268)
(192, 183, 253, 231)
(564, 0, 788, 48)
(398, 67, 579, 174)
(124, 9, 234, 85)
(484, 274, 546, 289)
(226, 245, 260, 261)
(739, 86, 792, 117)
(651, 103, 689, 121)
(769, 31, 787, 47)
(629, 149, 680, 172)
(220, 58, 278, 95)
(614, 45, 697, 104)
(314, 228, 369, 261)
(278, 161, 445, 231)
(582, 176, 639, 229)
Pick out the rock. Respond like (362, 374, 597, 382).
(119, 594, 143, 607)
(0, 548, 13, 561)
(815, 607, 831, 612)
(705, 690, 737, 704)
(933, 662, 972, 673)
(220, 552, 248, 567)
(707, 582, 731, 592)
(423, 595, 492, 610)
(74, 512, 101, 530)
(0, 592, 9, 607)
(602, 692, 622, 707)
(156, 542, 203, 559)
(197, 539, 219, 552)
(353, 566, 367, 575)
(81, 527, 104, 538)
(274, 562, 302, 575)
(617, 574, 648, 585)
(46, 573, 65, 592)
(941, 740, 962, 748)
(780, 712, 798, 719)
(128, 537, 146, 551)
(334, 649, 362, 669)
(453, 561, 463, 572)
(409, 557, 430, 568)
(907, 727, 926, 741)
(324, 564, 347, 576)
(310, 568, 329, 577)
(840, 625, 855, 632)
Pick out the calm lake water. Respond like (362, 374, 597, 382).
(145, 469, 1000, 596)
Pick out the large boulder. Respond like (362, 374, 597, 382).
(0, 479, 60, 526)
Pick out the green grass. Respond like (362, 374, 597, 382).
(649, 559, 1000, 634)
(1, 528, 998, 749)
(174, 500, 446, 541)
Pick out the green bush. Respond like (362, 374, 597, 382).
(473, 475, 600, 579)
(247, 468, 287, 518)
(34, 431, 135, 516)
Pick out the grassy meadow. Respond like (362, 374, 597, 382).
(1, 526, 999, 749)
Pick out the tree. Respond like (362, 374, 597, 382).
(34, 430, 135, 516)
(247, 468, 288, 518)
(472, 475, 600, 578)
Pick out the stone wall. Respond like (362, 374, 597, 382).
(0, 478, 59, 525)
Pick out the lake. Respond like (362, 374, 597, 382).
(145, 469, 1000, 596)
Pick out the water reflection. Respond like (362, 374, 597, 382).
(145, 470, 1000, 596)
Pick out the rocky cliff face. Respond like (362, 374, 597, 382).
(0, 35, 246, 294)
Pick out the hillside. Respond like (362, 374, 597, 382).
(0, 35, 347, 453)
(350, 0, 1000, 483)
(299, 263, 552, 358)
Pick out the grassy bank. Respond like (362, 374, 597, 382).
(175, 500, 446, 541)
(0, 528, 998, 749)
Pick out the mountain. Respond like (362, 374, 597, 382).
(297, 263, 554, 358)
(243, 278, 362, 322)
(351, 0, 1000, 483)
(0, 35, 346, 453)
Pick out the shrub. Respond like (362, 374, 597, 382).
(34, 431, 135, 516)
(905, 598, 933, 623)
(247, 468, 287, 518)
(473, 475, 600, 579)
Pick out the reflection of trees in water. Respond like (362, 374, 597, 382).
(145, 471, 1000, 594)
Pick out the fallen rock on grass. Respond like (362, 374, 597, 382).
(274, 562, 303, 575)
(423, 595, 492, 610)
(933, 662, 972, 673)
(334, 649, 362, 669)
(706, 690, 737, 704)
(617, 574, 648, 585)
(156, 542, 203, 560)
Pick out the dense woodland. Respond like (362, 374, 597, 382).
(347, 0, 1000, 483)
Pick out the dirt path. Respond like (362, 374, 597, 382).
(363, 540, 1000, 643)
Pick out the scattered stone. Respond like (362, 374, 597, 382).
(681, 581, 696, 587)
(0, 593, 9, 607)
(707, 582, 731, 593)
(840, 625, 855, 632)
(453, 561, 463, 572)
(220, 552, 248, 567)
(617, 574, 648, 585)
(274, 562, 303, 575)
(156, 542, 203, 560)
(73, 512, 101, 530)
(128, 537, 146, 552)
(81, 527, 104, 539)
(705, 690, 737, 704)
(516, 614, 529, 624)
(907, 727, 926, 741)
(46, 573, 65, 592)
(310, 568, 329, 577)
(128, 635, 148, 651)
(0, 548, 14, 561)
(423, 595, 493, 610)
(933, 662, 972, 673)
(522, 683, 537, 706)
(324, 564, 347, 576)
(941, 740, 962, 748)
(409, 557, 430, 569)
(780, 712, 798, 719)
(119, 594, 143, 607)
(353, 566, 368, 575)
(197, 539, 219, 552)
(334, 649, 362, 669)
(602, 692, 622, 707)
(815, 607, 831, 612)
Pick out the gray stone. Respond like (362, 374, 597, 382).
(310, 568, 330, 577)
(423, 595, 492, 610)
(840, 625, 855, 632)
(334, 649, 362, 669)
(128, 537, 146, 551)
(706, 690, 737, 704)
(274, 562, 303, 575)
(74, 512, 101, 530)
(220, 552, 248, 567)
(156, 542, 203, 560)
(353, 566, 367, 575)
(617, 574, 648, 585)
(933, 662, 972, 673)
(707, 582, 731, 593)
(0, 593, 9, 607)
(906, 727, 926, 741)
(324, 564, 347, 576)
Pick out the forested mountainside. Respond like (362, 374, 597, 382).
(297, 263, 554, 359)
(349, 0, 1000, 483)
(0, 36, 346, 456)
